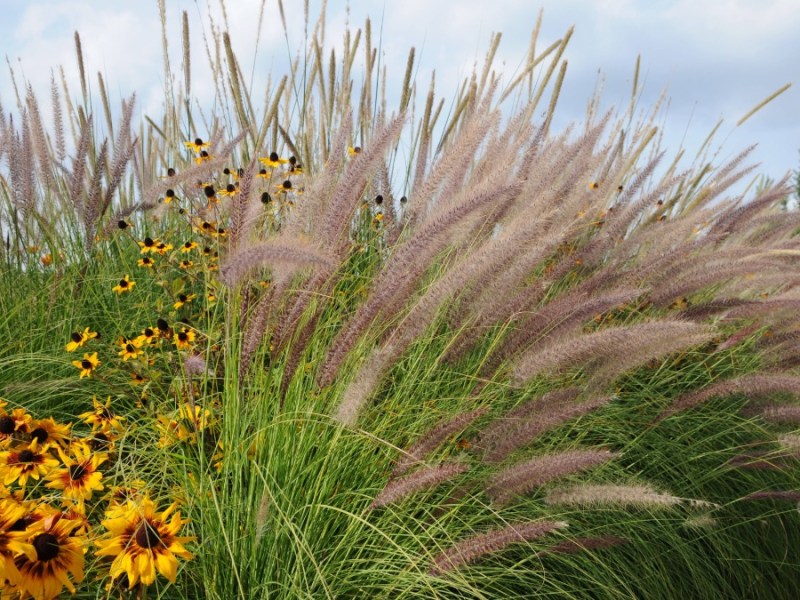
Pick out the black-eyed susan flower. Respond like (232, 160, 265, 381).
(347, 145, 362, 156)
(112, 276, 135, 295)
(259, 151, 288, 168)
(0, 447, 59, 487)
(65, 327, 98, 352)
(154, 241, 174, 255)
(180, 240, 198, 253)
(184, 137, 209, 153)
(195, 220, 217, 235)
(72, 352, 100, 379)
(137, 256, 155, 268)
(138, 237, 158, 254)
(46, 446, 106, 508)
(135, 327, 159, 347)
(173, 293, 196, 310)
(194, 149, 213, 164)
(257, 168, 271, 180)
(0, 497, 33, 587)
(173, 328, 195, 350)
(95, 496, 194, 588)
(275, 179, 293, 193)
(0, 407, 32, 441)
(155, 413, 193, 447)
(117, 341, 142, 362)
(164, 188, 176, 203)
(179, 259, 194, 270)
(218, 183, 239, 198)
(27, 418, 72, 452)
(14, 513, 86, 599)
(79, 396, 126, 435)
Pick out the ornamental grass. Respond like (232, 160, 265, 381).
(0, 2, 798, 598)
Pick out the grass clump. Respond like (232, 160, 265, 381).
(0, 3, 799, 598)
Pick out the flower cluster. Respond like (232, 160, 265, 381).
(0, 398, 194, 598)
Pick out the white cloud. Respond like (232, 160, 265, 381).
(0, 0, 796, 179)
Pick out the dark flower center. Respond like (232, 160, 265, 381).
(269, 151, 279, 161)
(204, 185, 216, 198)
(199, 150, 209, 157)
(374, 195, 383, 205)
(179, 294, 187, 302)
(194, 138, 203, 145)
(18, 449, 36, 463)
(178, 332, 189, 342)
(144, 328, 154, 338)
(166, 189, 175, 198)
(289, 156, 296, 165)
(69, 463, 87, 480)
(119, 279, 129, 288)
(118, 220, 128, 229)
(223, 167, 231, 175)
(125, 344, 135, 353)
(81, 359, 92, 369)
(9, 515, 34, 532)
(89, 433, 110, 450)
(0, 415, 15, 434)
(135, 520, 163, 549)
(167, 167, 176, 177)
(184, 242, 193, 249)
(144, 237, 154, 247)
(261, 192, 272, 204)
(282, 180, 292, 190)
(30, 428, 48, 443)
(157, 318, 169, 332)
(400, 196, 408, 204)
(33, 533, 60, 561)
(71, 332, 83, 343)
(226, 184, 235, 193)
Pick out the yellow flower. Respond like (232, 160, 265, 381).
(173, 293, 197, 310)
(137, 256, 156, 268)
(27, 417, 72, 452)
(118, 338, 144, 362)
(0, 498, 34, 587)
(184, 137, 209, 152)
(258, 151, 288, 168)
(72, 352, 100, 379)
(65, 327, 98, 352)
(14, 513, 86, 599)
(112, 276, 135, 295)
(0, 447, 59, 487)
(134, 327, 159, 347)
(173, 328, 196, 350)
(46, 446, 106, 509)
(138, 236, 159, 254)
(96, 496, 195, 588)
(154, 241, 174, 255)
(194, 150, 213, 164)
(180, 240, 198, 253)
(79, 396, 126, 434)
(347, 145, 362, 156)
(217, 183, 239, 198)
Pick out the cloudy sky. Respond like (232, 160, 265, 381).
(1, 0, 798, 187)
